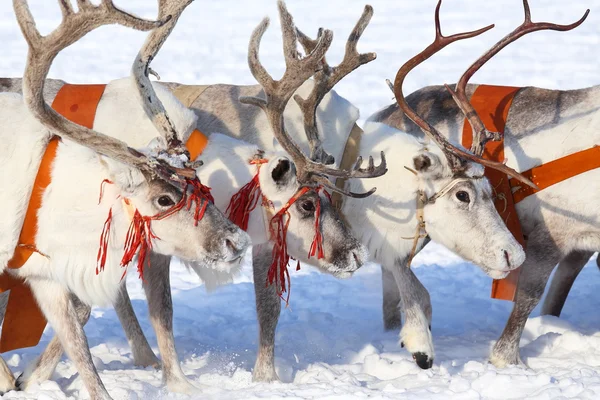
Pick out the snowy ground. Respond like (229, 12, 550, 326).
(1, 0, 600, 399)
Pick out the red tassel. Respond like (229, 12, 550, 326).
(120, 209, 157, 280)
(96, 208, 113, 274)
(184, 178, 214, 226)
(96, 176, 214, 281)
(98, 179, 114, 205)
(226, 177, 260, 230)
(308, 188, 327, 260)
(226, 159, 268, 231)
(266, 187, 311, 305)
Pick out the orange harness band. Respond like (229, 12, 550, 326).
(509, 145, 600, 203)
(463, 84, 600, 302)
(461, 85, 523, 301)
(1, 83, 107, 352)
(1, 83, 208, 352)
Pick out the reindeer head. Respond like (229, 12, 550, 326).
(15, 0, 251, 274)
(238, 1, 383, 287)
(408, 146, 525, 278)
(257, 155, 366, 278)
(391, 0, 588, 276)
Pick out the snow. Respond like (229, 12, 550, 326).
(1, 0, 600, 399)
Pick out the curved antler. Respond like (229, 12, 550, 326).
(14, 0, 193, 181)
(393, 0, 537, 189)
(294, 5, 377, 165)
(445, 0, 589, 156)
(241, 1, 386, 198)
(132, 0, 194, 157)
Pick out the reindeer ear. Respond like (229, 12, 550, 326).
(412, 151, 442, 176)
(101, 157, 147, 196)
(270, 157, 296, 186)
(272, 159, 291, 182)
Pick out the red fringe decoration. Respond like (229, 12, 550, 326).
(96, 207, 113, 275)
(308, 189, 325, 260)
(120, 208, 156, 279)
(98, 179, 114, 205)
(96, 177, 214, 280)
(185, 178, 214, 226)
(266, 187, 311, 305)
(226, 159, 268, 231)
(265, 186, 331, 304)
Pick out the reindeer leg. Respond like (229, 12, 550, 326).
(389, 260, 433, 369)
(0, 356, 15, 394)
(143, 253, 198, 394)
(27, 279, 111, 400)
(491, 230, 561, 368)
(114, 283, 160, 368)
(541, 250, 592, 317)
(381, 266, 402, 331)
(16, 294, 90, 391)
(0, 293, 15, 394)
(252, 243, 281, 382)
(0, 292, 14, 393)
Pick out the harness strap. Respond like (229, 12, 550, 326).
(462, 84, 523, 301)
(509, 145, 600, 203)
(0, 83, 107, 353)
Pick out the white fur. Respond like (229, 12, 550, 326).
(0, 93, 53, 273)
(0, 77, 245, 307)
(94, 77, 198, 145)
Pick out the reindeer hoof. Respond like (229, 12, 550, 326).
(14, 373, 25, 391)
(412, 352, 433, 369)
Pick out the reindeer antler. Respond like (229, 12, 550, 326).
(241, 1, 386, 198)
(393, 0, 537, 189)
(445, 0, 589, 156)
(132, 0, 194, 157)
(294, 5, 377, 165)
(14, 0, 194, 182)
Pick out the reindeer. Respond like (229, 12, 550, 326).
(155, 0, 594, 375)
(2, 1, 387, 395)
(96, 0, 534, 380)
(155, 1, 532, 380)
(0, 1, 257, 399)
(369, 0, 597, 369)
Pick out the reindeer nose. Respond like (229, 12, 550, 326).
(350, 250, 364, 269)
(225, 239, 242, 255)
(222, 232, 251, 261)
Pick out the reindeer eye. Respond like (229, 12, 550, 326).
(456, 191, 470, 203)
(301, 200, 315, 213)
(157, 195, 175, 207)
